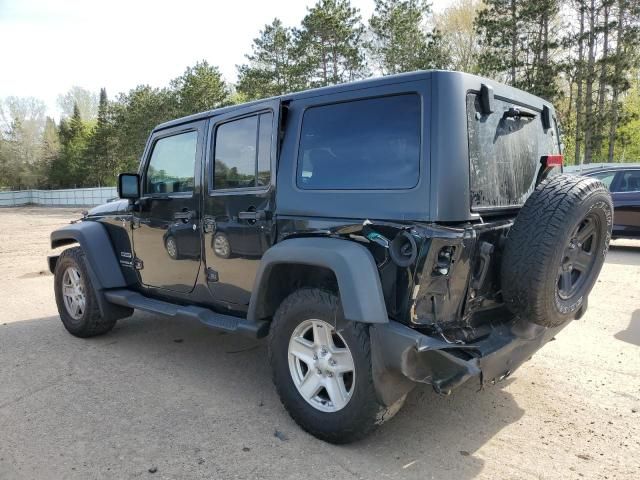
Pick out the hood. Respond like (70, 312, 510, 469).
(87, 199, 129, 216)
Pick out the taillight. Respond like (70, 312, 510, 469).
(536, 154, 564, 186)
(542, 154, 563, 168)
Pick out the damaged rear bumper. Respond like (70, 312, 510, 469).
(370, 319, 569, 406)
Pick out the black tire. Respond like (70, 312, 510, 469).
(165, 235, 179, 259)
(268, 288, 402, 444)
(213, 232, 232, 259)
(501, 174, 612, 327)
(54, 246, 118, 337)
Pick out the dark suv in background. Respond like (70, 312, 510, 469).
(49, 71, 612, 443)
(566, 164, 640, 239)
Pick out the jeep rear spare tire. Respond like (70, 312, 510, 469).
(501, 174, 612, 327)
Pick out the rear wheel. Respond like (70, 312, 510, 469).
(501, 175, 613, 327)
(268, 288, 403, 444)
(54, 247, 117, 337)
(288, 318, 356, 413)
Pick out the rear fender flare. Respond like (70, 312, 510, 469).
(248, 237, 389, 324)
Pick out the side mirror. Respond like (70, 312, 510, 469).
(118, 173, 141, 200)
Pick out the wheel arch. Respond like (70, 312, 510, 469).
(248, 237, 389, 324)
(50, 221, 128, 290)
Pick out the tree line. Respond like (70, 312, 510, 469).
(1, 0, 639, 190)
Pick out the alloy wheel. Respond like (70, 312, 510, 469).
(62, 266, 86, 320)
(287, 319, 355, 413)
(166, 237, 177, 258)
(557, 214, 601, 300)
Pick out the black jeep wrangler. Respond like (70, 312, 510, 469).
(49, 71, 612, 443)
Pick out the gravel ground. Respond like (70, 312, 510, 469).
(0, 207, 638, 480)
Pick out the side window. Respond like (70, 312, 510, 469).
(213, 112, 273, 190)
(590, 171, 616, 189)
(297, 94, 421, 190)
(145, 130, 198, 194)
(612, 170, 640, 193)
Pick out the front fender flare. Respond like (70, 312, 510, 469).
(50, 221, 127, 290)
(248, 237, 388, 323)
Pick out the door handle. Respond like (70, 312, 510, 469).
(174, 209, 193, 222)
(238, 210, 267, 221)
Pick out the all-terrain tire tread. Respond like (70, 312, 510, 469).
(501, 174, 611, 326)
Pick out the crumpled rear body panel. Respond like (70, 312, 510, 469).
(370, 318, 568, 406)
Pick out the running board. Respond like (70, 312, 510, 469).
(104, 289, 269, 338)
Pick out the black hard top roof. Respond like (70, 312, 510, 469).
(154, 70, 554, 132)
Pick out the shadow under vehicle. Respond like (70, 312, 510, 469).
(48, 70, 613, 444)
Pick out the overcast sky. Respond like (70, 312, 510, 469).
(0, 0, 454, 117)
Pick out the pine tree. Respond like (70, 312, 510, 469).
(0, 128, 17, 188)
(475, 0, 561, 100)
(86, 88, 116, 186)
(368, 0, 449, 75)
(607, 0, 640, 161)
(38, 117, 59, 188)
(111, 86, 177, 172)
(295, 0, 367, 87)
(2, 119, 27, 188)
(171, 61, 230, 116)
(475, 0, 520, 83)
(564, 0, 640, 163)
(237, 18, 303, 100)
(54, 103, 90, 187)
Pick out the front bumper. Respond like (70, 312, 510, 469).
(370, 319, 569, 406)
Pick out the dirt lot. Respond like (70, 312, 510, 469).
(0, 207, 638, 480)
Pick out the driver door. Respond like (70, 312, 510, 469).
(132, 121, 205, 293)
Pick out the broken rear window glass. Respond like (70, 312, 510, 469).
(467, 94, 560, 210)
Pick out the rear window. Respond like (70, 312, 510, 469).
(297, 94, 421, 190)
(467, 94, 560, 210)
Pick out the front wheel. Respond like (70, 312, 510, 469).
(268, 288, 403, 443)
(165, 235, 178, 259)
(54, 247, 117, 337)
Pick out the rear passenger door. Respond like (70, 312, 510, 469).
(203, 101, 280, 309)
(610, 169, 640, 237)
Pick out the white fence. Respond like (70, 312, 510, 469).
(0, 187, 118, 207)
